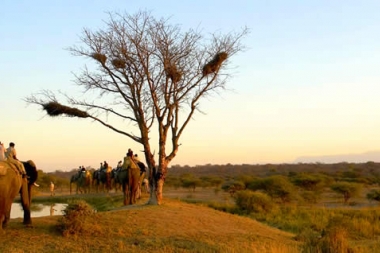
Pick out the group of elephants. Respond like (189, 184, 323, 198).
(0, 160, 38, 233)
(70, 166, 150, 205)
(0, 158, 150, 233)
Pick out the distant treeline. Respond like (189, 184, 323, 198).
(46, 161, 380, 179)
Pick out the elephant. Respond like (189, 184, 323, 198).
(116, 166, 144, 205)
(70, 170, 92, 194)
(93, 167, 112, 193)
(0, 160, 38, 233)
(111, 168, 121, 192)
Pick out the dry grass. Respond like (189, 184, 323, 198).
(0, 197, 299, 253)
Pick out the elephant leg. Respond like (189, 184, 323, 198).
(4, 209, 10, 229)
(0, 214, 5, 231)
(2, 200, 12, 229)
(18, 178, 32, 225)
(122, 183, 128, 206)
(136, 184, 141, 199)
(129, 184, 137, 204)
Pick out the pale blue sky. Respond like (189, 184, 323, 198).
(1, 1, 380, 172)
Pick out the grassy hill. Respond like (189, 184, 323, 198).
(0, 198, 299, 253)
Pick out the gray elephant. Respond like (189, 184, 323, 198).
(0, 160, 38, 233)
(93, 167, 112, 193)
(70, 170, 92, 194)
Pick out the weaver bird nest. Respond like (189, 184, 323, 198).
(111, 58, 127, 69)
(92, 53, 107, 65)
(43, 102, 89, 118)
(164, 61, 182, 83)
(202, 52, 228, 76)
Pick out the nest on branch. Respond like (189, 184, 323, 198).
(91, 53, 107, 65)
(202, 52, 228, 76)
(164, 62, 182, 83)
(111, 58, 127, 69)
(42, 102, 89, 118)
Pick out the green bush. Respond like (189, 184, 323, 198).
(221, 180, 245, 196)
(248, 175, 297, 203)
(234, 190, 274, 214)
(367, 189, 380, 202)
(330, 182, 362, 203)
(300, 190, 321, 204)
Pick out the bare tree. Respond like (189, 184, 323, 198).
(25, 10, 248, 205)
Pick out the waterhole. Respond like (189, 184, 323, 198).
(11, 203, 67, 219)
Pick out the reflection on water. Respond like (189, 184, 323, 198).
(11, 203, 67, 219)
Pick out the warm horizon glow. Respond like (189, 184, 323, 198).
(2, 1, 380, 172)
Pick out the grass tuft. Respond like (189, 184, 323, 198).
(57, 200, 99, 237)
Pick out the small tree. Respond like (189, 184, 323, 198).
(291, 173, 325, 192)
(330, 182, 362, 204)
(180, 174, 201, 192)
(234, 190, 274, 214)
(366, 189, 380, 203)
(248, 175, 296, 203)
(221, 180, 245, 196)
(25, 10, 248, 205)
(200, 176, 224, 188)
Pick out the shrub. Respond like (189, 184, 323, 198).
(248, 175, 297, 203)
(234, 190, 274, 214)
(300, 190, 321, 204)
(291, 173, 326, 191)
(330, 182, 362, 203)
(367, 189, 380, 203)
(221, 180, 245, 196)
(300, 218, 353, 253)
(57, 200, 98, 237)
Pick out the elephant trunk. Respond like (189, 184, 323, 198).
(20, 178, 32, 225)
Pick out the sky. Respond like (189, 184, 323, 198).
(1, 1, 380, 172)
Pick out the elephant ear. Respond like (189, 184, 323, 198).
(23, 160, 38, 184)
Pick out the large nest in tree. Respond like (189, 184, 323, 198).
(164, 62, 182, 83)
(111, 58, 126, 69)
(42, 102, 89, 118)
(202, 52, 228, 76)
(92, 53, 107, 65)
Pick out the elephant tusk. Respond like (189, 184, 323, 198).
(34, 183, 40, 187)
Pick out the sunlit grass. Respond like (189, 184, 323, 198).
(2, 197, 300, 253)
(8, 186, 380, 252)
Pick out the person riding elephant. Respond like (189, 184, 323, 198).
(70, 170, 92, 194)
(133, 154, 147, 199)
(93, 161, 112, 193)
(0, 142, 5, 161)
(5, 142, 27, 177)
(117, 149, 142, 205)
(0, 159, 38, 233)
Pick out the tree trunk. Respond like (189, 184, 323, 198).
(147, 178, 164, 205)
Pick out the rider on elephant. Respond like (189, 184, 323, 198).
(5, 142, 27, 177)
(0, 142, 5, 161)
(76, 165, 86, 178)
(116, 160, 122, 170)
(102, 161, 109, 171)
(122, 150, 139, 171)
(134, 154, 146, 177)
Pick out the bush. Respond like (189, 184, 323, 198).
(57, 200, 98, 237)
(330, 182, 362, 203)
(300, 190, 321, 204)
(367, 189, 380, 203)
(300, 218, 353, 253)
(248, 175, 297, 203)
(234, 190, 274, 214)
(221, 180, 245, 196)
